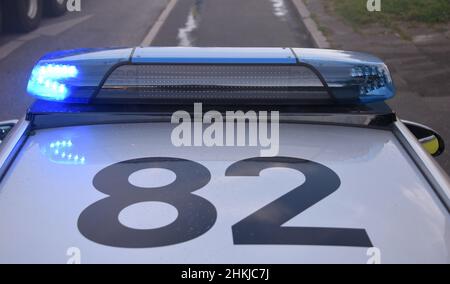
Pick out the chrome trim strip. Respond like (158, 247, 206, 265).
(0, 120, 19, 125)
(419, 136, 435, 144)
(394, 120, 450, 212)
(0, 118, 30, 183)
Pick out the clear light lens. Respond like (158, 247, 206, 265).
(350, 65, 391, 98)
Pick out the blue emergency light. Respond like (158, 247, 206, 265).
(27, 47, 395, 104)
(27, 64, 78, 101)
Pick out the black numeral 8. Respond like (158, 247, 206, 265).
(78, 157, 217, 248)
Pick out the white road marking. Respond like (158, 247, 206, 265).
(0, 15, 92, 61)
(270, 0, 288, 20)
(177, 6, 200, 47)
(140, 0, 179, 46)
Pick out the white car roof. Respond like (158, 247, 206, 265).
(0, 122, 449, 264)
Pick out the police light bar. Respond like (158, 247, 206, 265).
(27, 47, 395, 104)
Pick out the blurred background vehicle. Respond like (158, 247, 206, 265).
(0, 0, 67, 33)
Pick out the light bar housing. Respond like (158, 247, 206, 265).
(27, 47, 395, 104)
(27, 48, 133, 103)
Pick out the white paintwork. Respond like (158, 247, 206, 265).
(0, 122, 449, 264)
(395, 121, 450, 206)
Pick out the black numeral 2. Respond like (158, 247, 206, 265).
(78, 157, 372, 248)
(226, 157, 372, 247)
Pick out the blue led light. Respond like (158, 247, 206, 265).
(46, 140, 86, 165)
(294, 48, 395, 103)
(27, 64, 79, 101)
(34, 64, 78, 80)
(27, 48, 134, 103)
(50, 140, 73, 149)
(350, 64, 393, 102)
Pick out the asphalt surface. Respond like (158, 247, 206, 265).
(0, 0, 168, 120)
(0, 0, 313, 120)
(1, 0, 449, 174)
(152, 0, 313, 47)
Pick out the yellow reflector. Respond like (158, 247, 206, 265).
(421, 136, 440, 156)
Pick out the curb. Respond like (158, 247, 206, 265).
(291, 0, 331, 49)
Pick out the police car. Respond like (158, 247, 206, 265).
(0, 47, 449, 264)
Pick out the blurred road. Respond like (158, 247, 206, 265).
(0, 0, 168, 120)
(0, 0, 449, 173)
(0, 0, 313, 120)
(152, 0, 312, 47)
